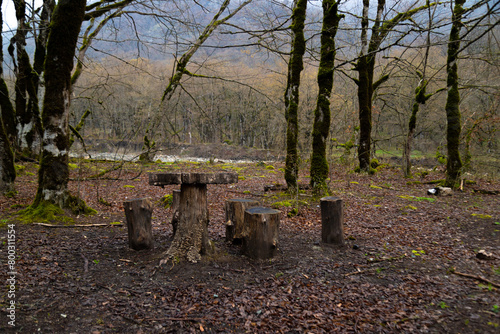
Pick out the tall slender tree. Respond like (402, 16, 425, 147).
(444, 0, 466, 188)
(284, 0, 308, 191)
(354, 0, 435, 172)
(309, 0, 342, 192)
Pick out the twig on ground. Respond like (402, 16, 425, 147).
(34, 223, 122, 228)
(80, 253, 89, 273)
(452, 270, 500, 288)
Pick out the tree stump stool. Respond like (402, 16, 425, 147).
(243, 207, 280, 259)
(149, 172, 238, 263)
(320, 196, 344, 245)
(225, 198, 260, 244)
(123, 198, 154, 250)
(171, 189, 181, 237)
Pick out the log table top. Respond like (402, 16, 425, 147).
(149, 172, 238, 187)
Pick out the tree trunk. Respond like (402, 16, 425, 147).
(403, 88, 425, 178)
(310, 0, 341, 193)
(243, 207, 280, 260)
(161, 183, 212, 263)
(33, 0, 87, 210)
(355, 0, 433, 173)
(0, 0, 16, 194)
(0, 3, 16, 145)
(284, 0, 308, 191)
(12, 0, 43, 157)
(0, 118, 15, 194)
(445, 0, 465, 188)
(124, 198, 154, 250)
(225, 198, 260, 243)
(320, 196, 344, 245)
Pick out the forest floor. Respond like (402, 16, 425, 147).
(0, 156, 499, 333)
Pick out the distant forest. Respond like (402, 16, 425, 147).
(2, 0, 499, 176)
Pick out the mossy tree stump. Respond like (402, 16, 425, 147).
(123, 198, 154, 250)
(149, 172, 238, 263)
(225, 198, 260, 244)
(243, 207, 280, 260)
(320, 196, 344, 245)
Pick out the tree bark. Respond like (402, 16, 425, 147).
(11, 0, 45, 157)
(243, 207, 280, 260)
(0, 2, 16, 145)
(170, 189, 181, 237)
(320, 196, 344, 245)
(124, 198, 154, 250)
(284, 0, 308, 191)
(225, 198, 260, 243)
(0, 0, 16, 194)
(0, 116, 15, 194)
(33, 0, 87, 210)
(445, 0, 465, 188)
(310, 0, 342, 193)
(161, 183, 212, 263)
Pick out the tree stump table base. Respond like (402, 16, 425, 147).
(150, 172, 238, 263)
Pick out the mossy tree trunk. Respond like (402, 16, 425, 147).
(310, 0, 342, 193)
(0, 0, 16, 193)
(284, 0, 308, 191)
(33, 0, 87, 210)
(444, 0, 465, 189)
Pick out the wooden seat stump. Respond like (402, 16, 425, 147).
(320, 196, 345, 245)
(123, 198, 154, 250)
(242, 207, 280, 260)
(225, 198, 260, 244)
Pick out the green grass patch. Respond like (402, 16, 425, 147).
(398, 195, 436, 202)
(471, 213, 492, 219)
(17, 202, 74, 224)
(123, 185, 135, 189)
(161, 194, 173, 208)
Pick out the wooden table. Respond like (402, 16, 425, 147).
(149, 172, 238, 263)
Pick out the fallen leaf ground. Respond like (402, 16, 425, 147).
(0, 158, 499, 333)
